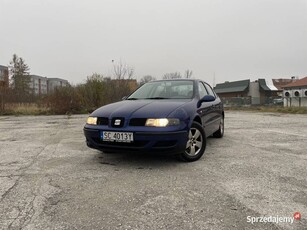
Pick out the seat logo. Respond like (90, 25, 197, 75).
(114, 119, 121, 126)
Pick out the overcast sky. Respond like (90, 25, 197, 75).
(0, 0, 306, 85)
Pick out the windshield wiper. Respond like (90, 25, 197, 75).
(146, 97, 169, 99)
(126, 98, 138, 100)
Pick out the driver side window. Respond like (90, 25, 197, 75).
(198, 82, 208, 98)
(204, 83, 216, 98)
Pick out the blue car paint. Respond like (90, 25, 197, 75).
(83, 79, 223, 154)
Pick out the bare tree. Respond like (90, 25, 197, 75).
(127, 67, 134, 79)
(184, 69, 193, 78)
(112, 60, 136, 100)
(162, 72, 182, 80)
(162, 70, 193, 80)
(113, 60, 134, 80)
(139, 75, 156, 85)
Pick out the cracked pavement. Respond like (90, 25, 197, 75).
(0, 112, 306, 229)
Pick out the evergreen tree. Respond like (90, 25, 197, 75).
(9, 54, 31, 102)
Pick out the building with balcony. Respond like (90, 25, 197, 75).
(47, 78, 69, 93)
(0, 65, 9, 89)
(29, 75, 48, 95)
(28, 75, 69, 95)
(0, 65, 9, 111)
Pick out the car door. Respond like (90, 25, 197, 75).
(204, 82, 222, 132)
(197, 82, 215, 136)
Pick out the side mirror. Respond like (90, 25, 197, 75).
(122, 96, 127, 100)
(201, 95, 215, 102)
(197, 95, 215, 107)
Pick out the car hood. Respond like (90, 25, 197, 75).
(91, 99, 191, 118)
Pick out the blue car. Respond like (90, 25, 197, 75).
(84, 79, 224, 161)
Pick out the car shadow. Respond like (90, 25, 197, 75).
(92, 150, 182, 169)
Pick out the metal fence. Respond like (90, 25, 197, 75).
(220, 96, 283, 107)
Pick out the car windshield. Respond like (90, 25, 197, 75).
(127, 80, 194, 100)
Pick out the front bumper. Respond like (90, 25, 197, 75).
(83, 127, 188, 154)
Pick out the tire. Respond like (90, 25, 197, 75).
(213, 117, 224, 138)
(178, 121, 206, 162)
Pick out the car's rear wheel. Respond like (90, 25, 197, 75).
(213, 117, 224, 138)
(178, 121, 206, 162)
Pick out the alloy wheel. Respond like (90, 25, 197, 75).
(185, 127, 203, 156)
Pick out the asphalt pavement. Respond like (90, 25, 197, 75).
(0, 112, 306, 230)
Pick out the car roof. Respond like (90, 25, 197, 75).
(149, 78, 211, 85)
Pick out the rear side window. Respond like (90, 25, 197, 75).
(204, 83, 216, 98)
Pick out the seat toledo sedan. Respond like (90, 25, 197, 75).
(84, 79, 224, 161)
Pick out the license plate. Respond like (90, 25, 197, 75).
(101, 131, 133, 142)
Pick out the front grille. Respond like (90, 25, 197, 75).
(97, 117, 108, 125)
(129, 118, 147, 126)
(111, 117, 125, 128)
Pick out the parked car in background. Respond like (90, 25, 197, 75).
(273, 97, 283, 105)
(84, 79, 224, 162)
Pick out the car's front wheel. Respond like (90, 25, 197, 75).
(178, 121, 206, 162)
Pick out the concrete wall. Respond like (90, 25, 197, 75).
(283, 89, 307, 107)
(248, 82, 260, 105)
(284, 97, 307, 107)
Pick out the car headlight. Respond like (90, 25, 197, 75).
(145, 118, 180, 127)
(86, 117, 97, 125)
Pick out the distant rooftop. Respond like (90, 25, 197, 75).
(214, 79, 250, 93)
(258, 79, 279, 91)
(0, 65, 8, 69)
(48, 78, 69, 82)
(272, 78, 295, 90)
(30, 75, 48, 79)
(283, 77, 307, 88)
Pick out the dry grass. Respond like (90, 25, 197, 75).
(1, 103, 50, 115)
(225, 106, 307, 114)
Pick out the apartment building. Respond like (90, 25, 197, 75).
(0, 65, 9, 89)
(29, 75, 48, 95)
(47, 78, 69, 93)
(28, 75, 69, 95)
